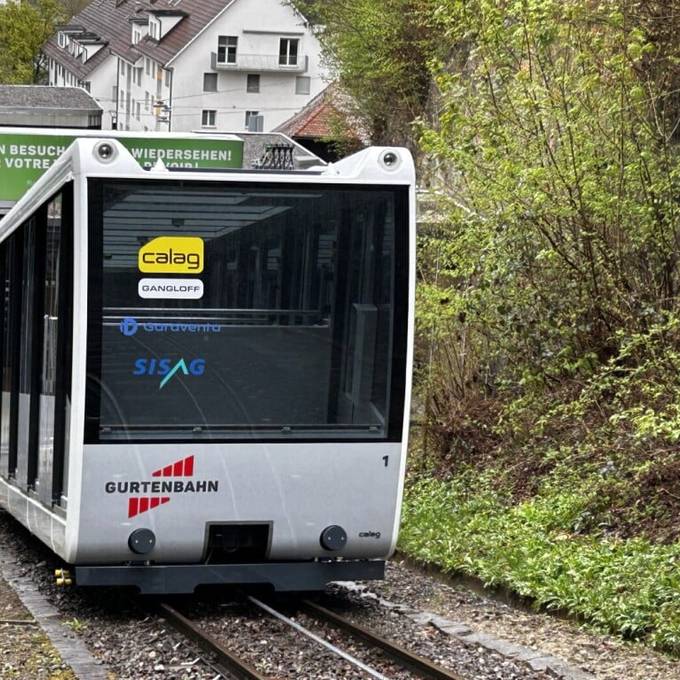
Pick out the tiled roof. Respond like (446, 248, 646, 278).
(0, 85, 101, 111)
(274, 84, 365, 139)
(43, 0, 236, 77)
(274, 85, 336, 138)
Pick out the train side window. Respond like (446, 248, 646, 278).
(0, 234, 22, 479)
(0, 241, 9, 477)
(36, 186, 73, 507)
(16, 212, 47, 492)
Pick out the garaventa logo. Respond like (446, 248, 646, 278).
(138, 236, 204, 274)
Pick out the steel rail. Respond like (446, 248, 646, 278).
(158, 602, 267, 680)
(300, 600, 463, 680)
(248, 596, 390, 680)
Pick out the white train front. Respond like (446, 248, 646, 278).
(0, 135, 415, 593)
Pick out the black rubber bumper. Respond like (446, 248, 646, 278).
(74, 560, 385, 594)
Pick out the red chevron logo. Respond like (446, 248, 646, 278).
(128, 496, 170, 518)
(152, 455, 194, 478)
(127, 456, 195, 517)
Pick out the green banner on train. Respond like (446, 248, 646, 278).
(0, 132, 244, 203)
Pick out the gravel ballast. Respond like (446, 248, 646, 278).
(2, 508, 675, 680)
(361, 559, 680, 680)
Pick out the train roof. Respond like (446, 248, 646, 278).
(0, 136, 414, 241)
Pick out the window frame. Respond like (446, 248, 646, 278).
(203, 72, 218, 92)
(149, 18, 160, 40)
(295, 76, 311, 95)
(245, 110, 259, 129)
(246, 73, 260, 93)
(217, 35, 238, 65)
(279, 38, 300, 66)
(201, 109, 216, 127)
(83, 179, 409, 446)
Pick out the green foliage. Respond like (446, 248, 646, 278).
(416, 0, 680, 469)
(405, 0, 680, 656)
(400, 475, 680, 653)
(292, 0, 441, 149)
(0, 0, 65, 84)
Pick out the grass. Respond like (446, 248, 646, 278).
(399, 470, 680, 655)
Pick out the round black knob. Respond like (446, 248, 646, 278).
(128, 529, 156, 555)
(320, 525, 347, 551)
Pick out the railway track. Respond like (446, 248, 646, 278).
(159, 597, 464, 680)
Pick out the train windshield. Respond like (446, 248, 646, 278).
(85, 180, 408, 443)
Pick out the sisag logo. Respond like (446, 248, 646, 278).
(133, 357, 206, 390)
(103, 455, 220, 518)
(120, 317, 220, 336)
(138, 236, 204, 274)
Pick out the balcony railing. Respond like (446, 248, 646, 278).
(210, 52, 309, 73)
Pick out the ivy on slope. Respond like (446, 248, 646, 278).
(400, 473, 680, 654)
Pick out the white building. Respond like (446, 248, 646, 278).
(43, 0, 327, 133)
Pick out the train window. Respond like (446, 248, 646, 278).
(0, 185, 74, 502)
(0, 234, 21, 478)
(85, 181, 408, 443)
(16, 214, 42, 489)
(36, 187, 74, 506)
(0, 243, 6, 475)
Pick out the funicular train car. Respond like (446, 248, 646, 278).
(0, 134, 415, 593)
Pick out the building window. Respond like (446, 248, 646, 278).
(132, 27, 141, 44)
(279, 38, 299, 66)
(145, 91, 149, 109)
(295, 76, 310, 95)
(246, 74, 260, 93)
(136, 101, 141, 119)
(58, 32, 67, 48)
(145, 57, 150, 75)
(149, 18, 160, 40)
(217, 36, 238, 64)
(135, 67, 142, 86)
(203, 73, 217, 92)
(245, 110, 259, 129)
(201, 109, 216, 127)
(83, 81, 91, 93)
(165, 69, 171, 87)
(120, 90, 125, 109)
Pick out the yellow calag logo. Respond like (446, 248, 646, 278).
(138, 236, 204, 274)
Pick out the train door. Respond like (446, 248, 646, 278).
(15, 213, 42, 491)
(36, 187, 73, 507)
